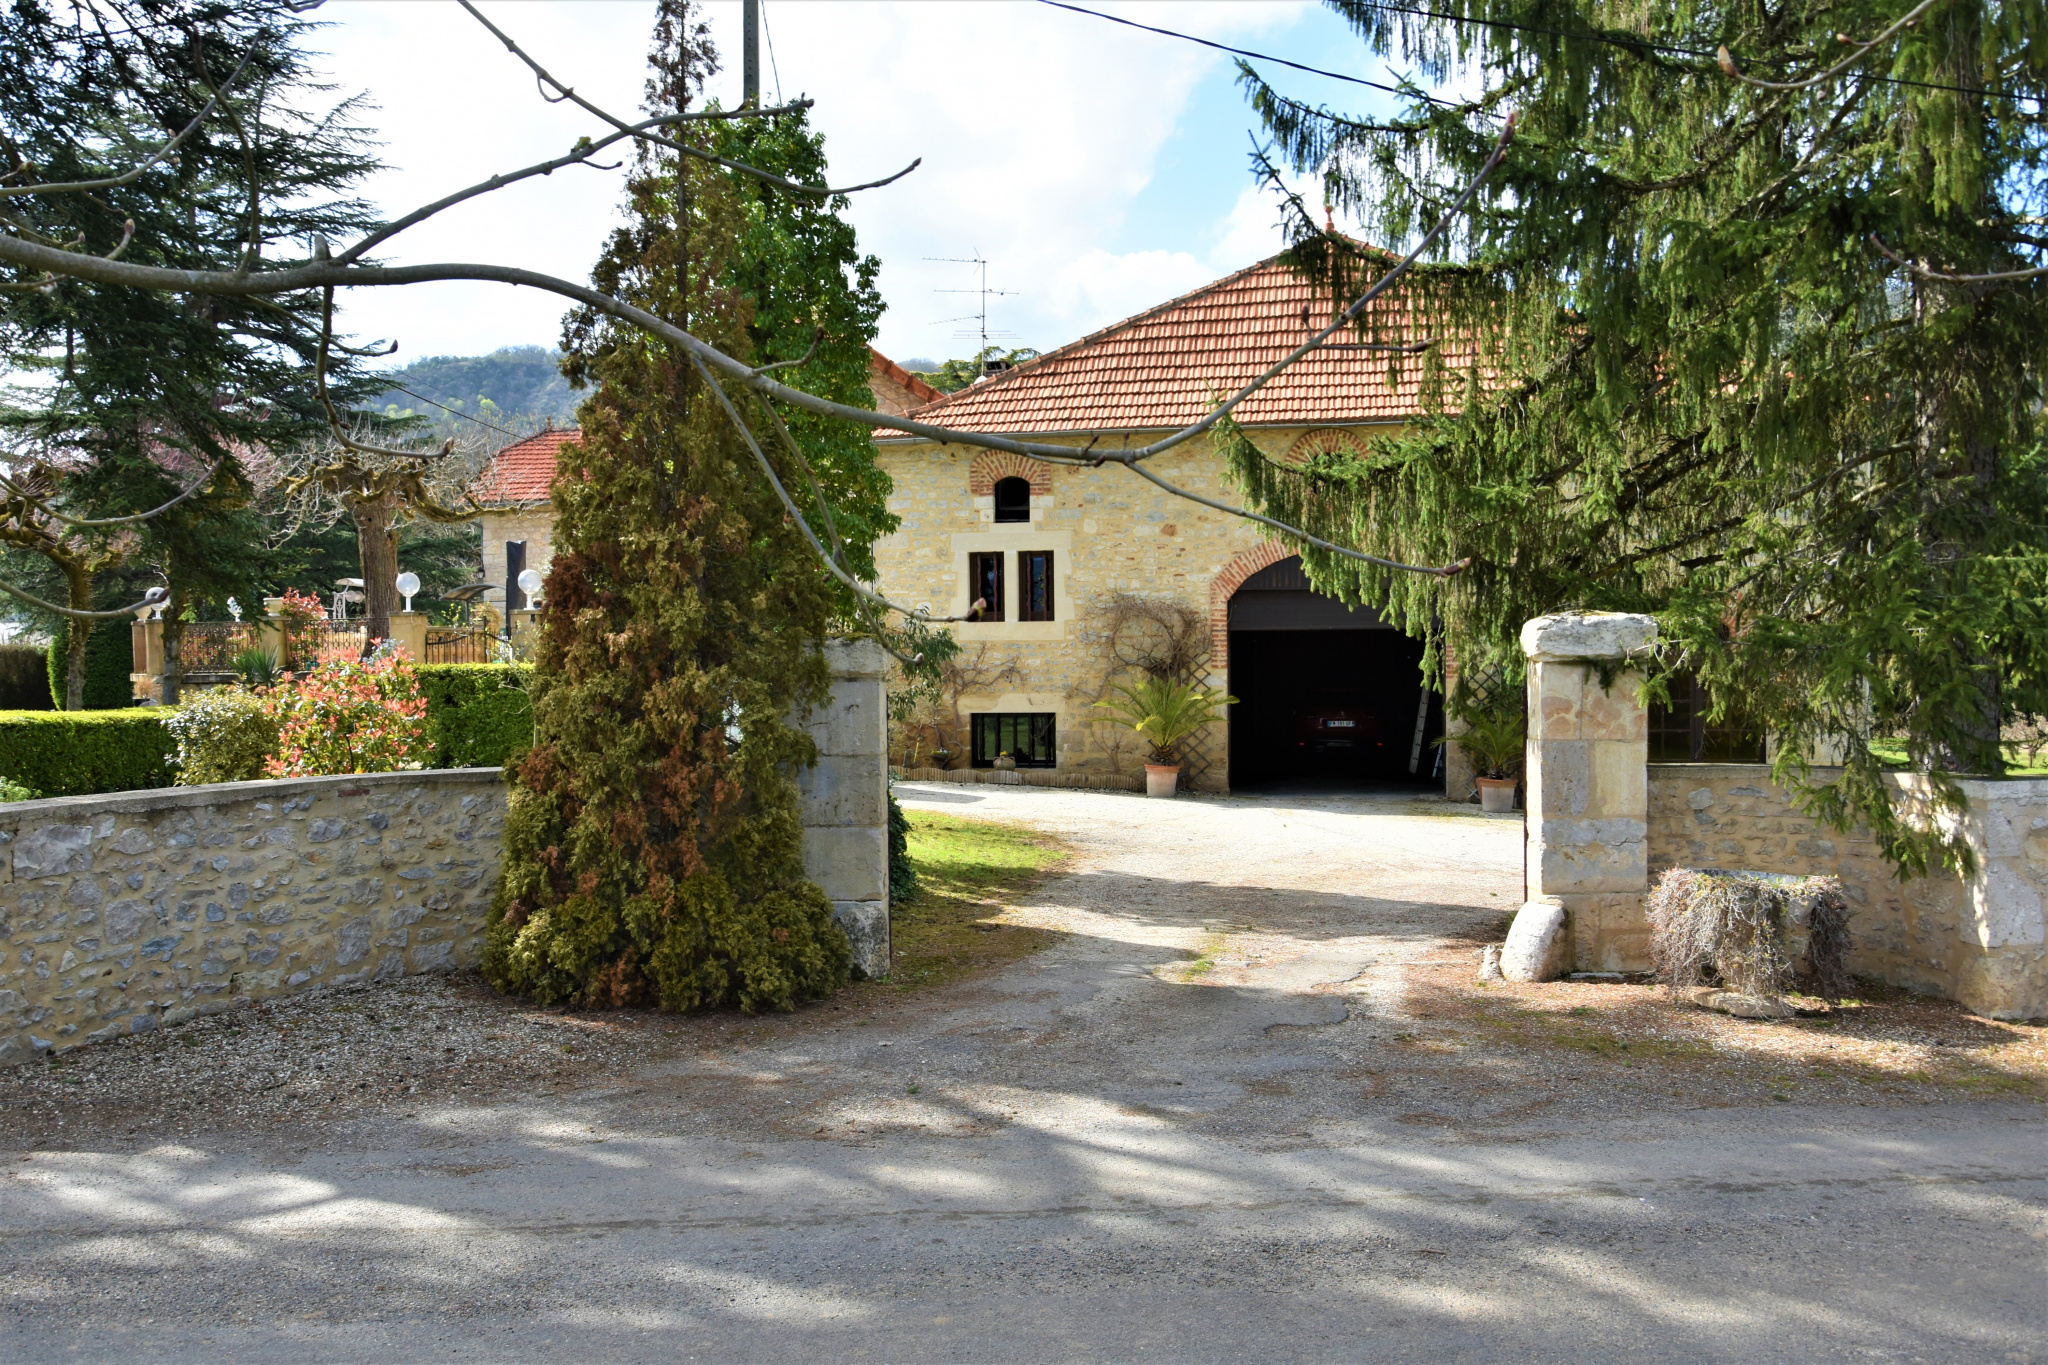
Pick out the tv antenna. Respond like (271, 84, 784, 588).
(927, 255, 1019, 373)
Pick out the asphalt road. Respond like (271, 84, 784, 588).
(2, 784, 2041, 1363)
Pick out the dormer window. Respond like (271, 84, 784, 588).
(993, 476, 1031, 523)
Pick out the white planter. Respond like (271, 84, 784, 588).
(1477, 777, 1518, 813)
(1145, 763, 1180, 798)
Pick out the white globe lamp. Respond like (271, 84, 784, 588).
(395, 571, 421, 614)
(517, 567, 543, 608)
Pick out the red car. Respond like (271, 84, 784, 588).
(1296, 704, 1384, 755)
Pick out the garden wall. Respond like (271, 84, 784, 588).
(1646, 764, 2048, 1019)
(0, 640, 897, 1064)
(0, 769, 506, 1065)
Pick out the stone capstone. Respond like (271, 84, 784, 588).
(1520, 612, 1658, 663)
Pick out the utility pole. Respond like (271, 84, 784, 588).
(742, 0, 760, 107)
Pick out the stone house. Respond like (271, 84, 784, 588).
(466, 349, 943, 618)
(465, 267, 1461, 796)
(872, 251, 1450, 794)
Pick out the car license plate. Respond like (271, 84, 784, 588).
(1326, 720, 1355, 728)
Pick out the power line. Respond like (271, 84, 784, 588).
(1035, 1, 1462, 109)
(383, 382, 529, 439)
(760, 0, 784, 104)
(1041, 0, 2034, 107)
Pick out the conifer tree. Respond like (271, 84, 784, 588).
(0, 2, 384, 703)
(484, 3, 857, 1011)
(1234, 0, 2047, 872)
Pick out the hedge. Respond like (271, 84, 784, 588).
(47, 620, 139, 710)
(0, 644, 50, 710)
(0, 710, 175, 799)
(0, 664, 533, 801)
(417, 664, 534, 769)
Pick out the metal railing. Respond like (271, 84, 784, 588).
(424, 627, 504, 664)
(178, 622, 261, 674)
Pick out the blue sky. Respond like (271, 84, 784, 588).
(310, 2, 1417, 368)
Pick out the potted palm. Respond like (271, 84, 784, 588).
(1446, 708, 1525, 812)
(1093, 677, 1237, 797)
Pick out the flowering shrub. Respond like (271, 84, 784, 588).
(164, 687, 279, 785)
(263, 650, 431, 777)
(273, 588, 326, 671)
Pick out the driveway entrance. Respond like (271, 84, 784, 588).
(1, 786, 2038, 1363)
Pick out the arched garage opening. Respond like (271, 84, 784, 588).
(1225, 556, 1443, 791)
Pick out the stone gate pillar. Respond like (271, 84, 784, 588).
(1501, 612, 1657, 981)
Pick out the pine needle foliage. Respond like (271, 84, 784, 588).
(483, 5, 852, 1013)
(1231, 0, 2048, 876)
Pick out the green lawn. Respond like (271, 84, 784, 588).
(1865, 739, 2048, 777)
(884, 810, 1070, 988)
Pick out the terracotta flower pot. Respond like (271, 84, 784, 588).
(992, 755, 1017, 771)
(1145, 763, 1180, 798)
(1476, 776, 1518, 813)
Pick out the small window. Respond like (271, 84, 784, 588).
(1019, 550, 1054, 622)
(993, 476, 1031, 523)
(968, 551, 1004, 621)
(1649, 672, 1765, 763)
(972, 713, 1056, 768)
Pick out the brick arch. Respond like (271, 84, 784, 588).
(1286, 427, 1370, 464)
(1207, 540, 1297, 675)
(967, 450, 1053, 497)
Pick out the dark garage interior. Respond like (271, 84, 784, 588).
(1226, 557, 1444, 791)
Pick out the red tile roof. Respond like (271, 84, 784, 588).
(888, 250, 1440, 436)
(469, 426, 579, 506)
(868, 347, 944, 414)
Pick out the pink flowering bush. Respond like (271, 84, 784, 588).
(273, 588, 326, 670)
(263, 649, 431, 777)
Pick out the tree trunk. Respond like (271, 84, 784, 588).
(160, 588, 186, 707)
(60, 558, 92, 711)
(345, 490, 401, 651)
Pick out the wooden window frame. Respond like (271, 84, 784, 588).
(1019, 549, 1055, 622)
(968, 551, 1005, 621)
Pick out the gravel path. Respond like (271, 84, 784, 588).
(1, 783, 2040, 1363)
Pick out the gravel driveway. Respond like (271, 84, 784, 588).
(2, 782, 2040, 1363)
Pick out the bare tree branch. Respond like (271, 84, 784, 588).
(0, 52, 254, 201)
(457, 1, 920, 199)
(689, 353, 984, 624)
(0, 578, 164, 620)
(1716, 0, 1936, 91)
(0, 98, 1520, 619)
(0, 458, 222, 528)
(1869, 233, 2048, 283)
(1123, 460, 1470, 576)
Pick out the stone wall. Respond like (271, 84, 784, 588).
(1, 644, 900, 1063)
(0, 769, 506, 1065)
(1647, 764, 2048, 1019)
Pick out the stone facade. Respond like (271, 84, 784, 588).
(874, 428, 1408, 791)
(1648, 764, 2048, 1020)
(476, 506, 556, 619)
(0, 769, 507, 1065)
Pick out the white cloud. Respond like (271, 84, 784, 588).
(307, 0, 1336, 364)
